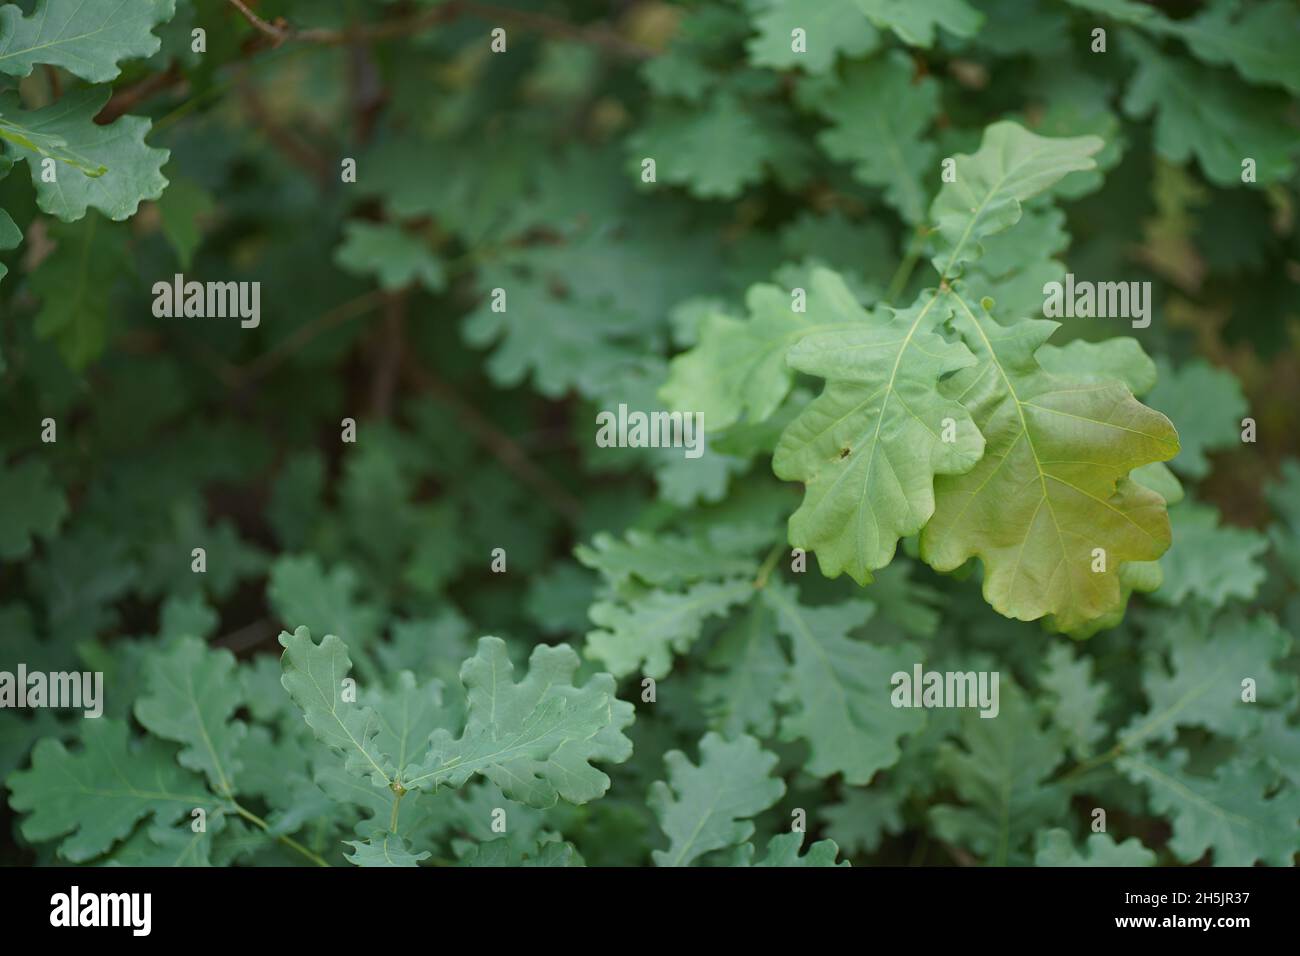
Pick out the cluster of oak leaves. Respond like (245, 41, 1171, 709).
(1, 0, 1299, 867)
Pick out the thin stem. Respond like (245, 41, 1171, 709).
(233, 802, 331, 867)
(1057, 743, 1124, 784)
(403, 357, 584, 523)
(389, 789, 405, 833)
(885, 227, 927, 305)
(225, 0, 653, 58)
(227, 0, 291, 44)
(753, 543, 784, 589)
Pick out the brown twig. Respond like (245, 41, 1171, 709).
(214, 617, 278, 653)
(237, 290, 387, 384)
(369, 292, 406, 418)
(236, 70, 332, 185)
(403, 356, 583, 523)
(226, 0, 294, 45)
(225, 0, 653, 58)
(99, 64, 186, 124)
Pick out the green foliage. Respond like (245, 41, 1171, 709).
(2, 0, 1297, 870)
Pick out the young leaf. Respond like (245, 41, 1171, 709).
(1034, 830, 1155, 867)
(699, 598, 786, 738)
(808, 52, 939, 223)
(766, 583, 924, 783)
(1039, 643, 1107, 759)
(1167, 0, 1300, 95)
(649, 732, 785, 867)
(344, 834, 430, 868)
(929, 685, 1069, 866)
(134, 636, 248, 797)
(1145, 357, 1248, 479)
(0, 458, 67, 559)
(278, 627, 391, 787)
(7, 719, 219, 863)
(576, 529, 758, 587)
(269, 556, 384, 657)
(1118, 752, 1300, 867)
(745, 832, 849, 867)
(405, 637, 634, 807)
(853, 0, 982, 48)
(1121, 34, 1298, 187)
(1152, 501, 1268, 607)
(1121, 612, 1292, 748)
(660, 280, 859, 431)
(585, 577, 755, 679)
(772, 275, 984, 584)
(334, 221, 446, 292)
(928, 122, 1103, 279)
(747, 0, 878, 74)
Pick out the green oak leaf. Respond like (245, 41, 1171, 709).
(627, 92, 808, 199)
(107, 818, 225, 867)
(1062, 0, 1162, 24)
(1034, 830, 1155, 866)
(157, 174, 214, 269)
(334, 221, 446, 292)
(279, 626, 392, 787)
(134, 636, 248, 797)
(660, 279, 860, 430)
(28, 213, 129, 369)
(767, 583, 924, 783)
(807, 52, 939, 223)
(6, 719, 219, 863)
(0, 205, 20, 283)
(585, 577, 755, 679)
(1152, 501, 1268, 607)
(0, 458, 68, 559)
(1, 88, 169, 222)
(1167, 1, 1300, 97)
(920, 295, 1178, 631)
(1039, 643, 1107, 759)
(1121, 34, 1297, 187)
(1121, 611, 1292, 748)
(404, 637, 633, 807)
(742, 832, 849, 867)
(819, 787, 906, 855)
(930, 684, 1069, 866)
(344, 833, 430, 867)
(699, 598, 786, 738)
(1036, 337, 1157, 395)
(1146, 357, 1248, 479)
(1118, 752, 1300, 867)
(928, 122, 1103, 279)
(853, 0, 982, 47)
(773, 276, 984, 584)
(269, 556, 383, 656)
(747, 0, 878, 74)
(650, 732, 785, 867)
(0, 114, 93, 172)
(0, 0, 176, 82)
(576, 529, 757, 587)
(457, 838, 584, 867)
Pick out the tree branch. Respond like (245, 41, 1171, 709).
(402, 356, 584, 523)
(369, 292, 406, 418)
(225, 0, 653, 59)
(226, 0, 294, 45)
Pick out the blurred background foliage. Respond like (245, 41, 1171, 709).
(0, 0, 1298, 866)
